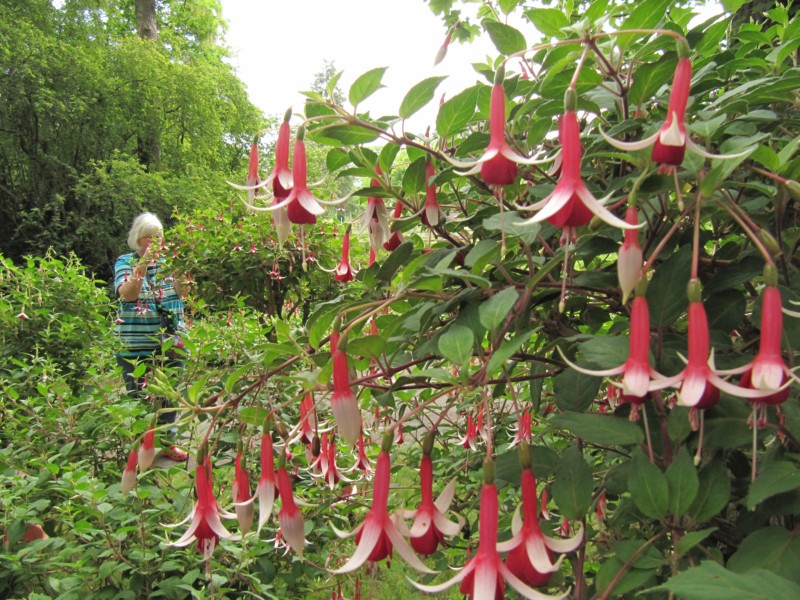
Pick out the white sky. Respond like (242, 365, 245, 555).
(218, 0, 500, 131)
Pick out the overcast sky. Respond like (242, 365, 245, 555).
(218, 0, 500, 131)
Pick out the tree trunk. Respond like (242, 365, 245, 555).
(135, 0, 157, 41)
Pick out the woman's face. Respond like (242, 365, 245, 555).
(137, 231, 162, 256)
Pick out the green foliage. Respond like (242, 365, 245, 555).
(4, 0, 800, 598)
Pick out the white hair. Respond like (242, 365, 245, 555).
(127, 212, 164, 252)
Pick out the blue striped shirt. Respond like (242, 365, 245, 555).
(114, 253, 185, 357)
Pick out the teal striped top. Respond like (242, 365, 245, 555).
(114, 253, 185, 357)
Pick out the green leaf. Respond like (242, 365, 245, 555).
(486, 330, 535, 375)
(550, 411, 644, 446)
(728, 526, 800, 585)
(346, 335, 386, 360)
(523, 8, 570, 38)
(553, 368, 601, 412)
(376, 241, 414, 283)
(399, 76, 447, 119)
(465, 239, 500, 273)
(629, 56, 678, 106)
(437, 324, 474, 365)
(628, 449, 669, 519)
(647, 246, 691, 327)
(483, 20, 527, 55)
(666, 447, 700, 517)
(550, 446, 594, 520)
(326, 148, 351, 172)
(653, 561, 800, 600)
(239, 406, 269, 427)
(699, 146, 756, 197)
(577, 335, 630, 370)
(402, 156, 427, 194)
(437, 86, 479, 137)
(378, 143, 401, 173)
(745, 461, 800, 510)
(348, 67, 387, 106)
(688, 459, 731, 522)
(310, 124, 380, 146)
(479, 287, 519, 331)
(676, 527, 718, 556)
(619, 0, 674, 49)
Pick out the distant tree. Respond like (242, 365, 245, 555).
(311, 59, 345, 105)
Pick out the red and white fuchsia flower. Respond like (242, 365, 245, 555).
(383, 200, 405, 251)
(330, 331, 363, 446)
(497, 463, 583, 587)
(138, 426, 156, 471)
(253, 430, 277, 534)
(365, 167, 389, 251)
(448, 67, 546, 186)
(120, 448, 138, 494)
(333, 228, 354, 282)
(402, 435, 464, 555)
(332, 440, 435, 575)
(617, 206, 643, 304)
(421, 159, 443, 227)
(601, 54, 751, 174)
(522, 108, 635, 231)
(167, 453, 239, 560)
(232, 450, 254, 534)
(412, 460, 569, 600)
(276, 458, 305, 557)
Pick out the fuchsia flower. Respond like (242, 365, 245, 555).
(286, 130, 325, 225)
(402, 449, 464, 555)
(168, 455, 239, 560)
(511, 410, 532, 447)
(496, 467, 583, 587)
(617, 206, 643, 304)
(448, 67, 545, 186)
(601, 56, 751, 174)
(421, 159, 443, 227)
(523, 110, 635, 231)
(559, 292, 666, 401)
(741, 284, 793, 400)
(331, 444, 434, 574)
(253, 431, 277, 534)
(350, 432, 374, 477)
(412, 461, 567, 600)
(276, 461, 305, 557)
(365, 168, 389, 251)
(456, 413, 480, 451)
(659, 281, 774, 409)
(296, 393, 317, 445)
(121, 449, 138, 494)
(232, 451, 254, 534)
(330, 331, 363, 446)
(383, 201, 405, 251)
(321, 435, 350, 490)
(333, 229, 355, 282)
(138, 426, 156, 471)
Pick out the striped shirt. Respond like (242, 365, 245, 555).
(114, 253, 185, 357)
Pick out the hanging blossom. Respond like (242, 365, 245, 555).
(330, 330, 363, 446)
(276, 457, 306, 557)
(383, 201, 405, 251)
(521, 103, 637, 232)
(447, 66, 547, 186)
(232, 450, 254, 534)
(559, 287, 670, 406)
(600, 52, 751, 174)
(510, 410, 532, 447)
(347, 432, 374, 477)
(121, 448, 138, 495)
(411, 459, 569, 600)
(138, 426, 156, 471)
(166, 453, 239, 561)
(421, 159, 443, 227)
(365, 167, 389, 251)
(401, 434, 464, 555)
(617, 206, 643, 305)
(456, 413, 480, 451)
(497, 452, 583, 588)
(658, 280, 775, 410)
(331, 436, 435, 574)
(252, 428, 277, 534)
(333, 227, 355, 282)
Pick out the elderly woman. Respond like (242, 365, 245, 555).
(115, 212, 188, 462)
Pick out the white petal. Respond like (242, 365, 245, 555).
(576, 187, 640, 230)
(496, 531, 523, 553)
(659, 115, 685, 146)
(407, 564, 471, 594)
(330, 520, 361, 539)
(557, 346, 625, 378)
(298, 191, 325, 215)
(473, 560, 498, 599)
(599, 128, 659, 151)
(386, 524, 437, 573)
(433, 511, 465, 538)
(677, 372, 707, 407)
(169, 513, 202, 547)
(330, 520, 381, 574)
(256, 481, 276, 534)
(455, 163, 483, 177)
(500, 563, 572, 600)
(500, 146, 555, 166)
(686, 137, 753, 160)
(543, 522, 584, 553)
(434, 478, 458, 512)
(526, 536, 562, 573)
(709, 372, 783, 399)
(520, 187, 573, 224)
(318, 190, 356, 206)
